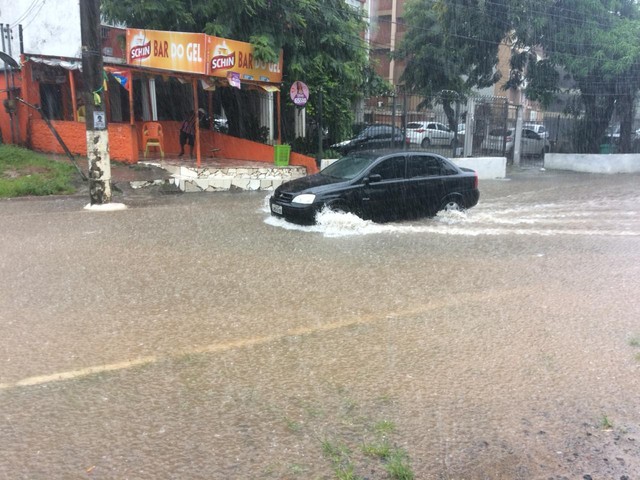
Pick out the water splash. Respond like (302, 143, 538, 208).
(263, 196, 640, 238)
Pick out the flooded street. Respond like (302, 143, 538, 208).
(1, 169, 639, 479)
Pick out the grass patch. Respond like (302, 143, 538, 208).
(322, 439, 352, 464)
(600, 415, 614, 430)
(362, 440, 392, 459)
(0, 144, 77, 197)
(629, 336, 640, 348)
(322, 440, 363, 479)
(635, 352, 640, 362)
(374, 420, 396, 436)
(385, 449, 414, 480)
(284, 417, 302, 433)
(322, 414, 414, 480)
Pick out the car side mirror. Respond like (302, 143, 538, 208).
(365, 174, 382, 184)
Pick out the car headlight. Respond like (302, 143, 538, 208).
(292, 194, 316, 205)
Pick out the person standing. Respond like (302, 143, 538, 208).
(179, 110, 196, 158)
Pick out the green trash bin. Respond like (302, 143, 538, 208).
(599, 143, 614, 154)
(274, 144, 291, 166)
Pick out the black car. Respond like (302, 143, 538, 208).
(330, 125, 407, 154)
(269, 151, 479, 225)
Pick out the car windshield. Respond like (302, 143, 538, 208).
(320, 153, 378, 179)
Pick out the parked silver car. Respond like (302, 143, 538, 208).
(523, 123, 549, 139)
(481, 127, 550, 158)
(406, 121, 456, 147)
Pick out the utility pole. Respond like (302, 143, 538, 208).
(316, 89, 323, 167)
(80, 0, 112, 205)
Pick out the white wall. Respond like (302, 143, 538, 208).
(545, 153, 640, 174)
(453, 157, 506, 179)
(0, 0, 81, 66)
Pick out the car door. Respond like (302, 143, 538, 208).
(436, 123, 453, 145)
(361, 154, 407, 220)
(405, 153, 448, 216)
(425, 122, 438, 144)
(521, 129, 541, 155)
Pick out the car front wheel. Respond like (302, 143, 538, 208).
(421, 138, 431, 148)
(440, 198, 464, 212)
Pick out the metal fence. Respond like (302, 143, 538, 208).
(351, 93, 529, 160)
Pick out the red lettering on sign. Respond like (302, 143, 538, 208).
(153, 40, 169, 57)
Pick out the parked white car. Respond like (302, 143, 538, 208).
(406, 121, 456, 147)
(481, 127, 550, 158)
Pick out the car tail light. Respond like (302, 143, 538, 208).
(474, 171, 479, 189)
(416, 128, 425, 133)
(506, 135, 513, 142)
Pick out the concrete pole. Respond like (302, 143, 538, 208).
(80, 0, 112, 205)
(464, 97, 475, 157)
(389, 0, 397, 84)
(513, 105, 524, 167)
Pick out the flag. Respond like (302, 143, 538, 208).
(105, 67, 131, 91)
(227, 71, 241, 89)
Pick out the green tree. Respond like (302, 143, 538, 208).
(506, 0, 640, 152)
(102, 0, 375, 148)
(399, 0, 640, 153)
(396, 0, 510, 131)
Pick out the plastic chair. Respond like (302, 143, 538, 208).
(142, 122, 165, 158)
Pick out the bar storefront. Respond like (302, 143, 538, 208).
(7, 27, 316, 172)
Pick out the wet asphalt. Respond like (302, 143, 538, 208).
(1, 167, 639, 479)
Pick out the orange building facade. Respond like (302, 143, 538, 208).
(0, 27, 317, 174)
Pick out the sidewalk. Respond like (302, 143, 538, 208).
(80, 155, 307, 195)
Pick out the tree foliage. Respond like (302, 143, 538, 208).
(399, 0, 640, 152)
(102, 0, 375, 146)
(397, 0, 509, 130)
(508, 0, 640, 152)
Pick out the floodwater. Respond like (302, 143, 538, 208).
(1, 170, 639, 479)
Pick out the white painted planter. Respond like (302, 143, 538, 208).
(545, 153, 640, 174)
(453, 157, 506, 179)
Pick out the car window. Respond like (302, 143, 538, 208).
(368, 126, 382, 138)
(440, 158, 458, 175)
(377, 126, 393, 139)
(370, 155, 405, 180)
(407, 122, 423, 129)
(437, 123, 450, 132)
(359, 127, 373, 138)
(321, 153, 378, 179)
(407, 155, 442, 177)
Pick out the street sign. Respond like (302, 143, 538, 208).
(290, 81, 309, 107)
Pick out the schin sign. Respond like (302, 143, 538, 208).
(126, 29, 283, 83)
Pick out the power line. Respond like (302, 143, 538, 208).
(10, 0, 43, 28)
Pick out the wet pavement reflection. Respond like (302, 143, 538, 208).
(1, 169, 639, 479)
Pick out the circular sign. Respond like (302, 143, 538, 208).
(290, 81, 309, 107)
